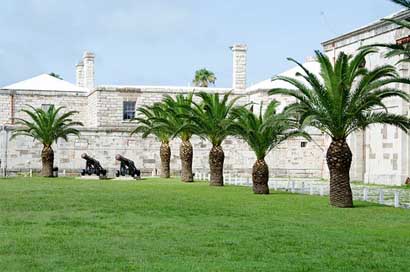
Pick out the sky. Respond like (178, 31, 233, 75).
(0, 0, 402, 88)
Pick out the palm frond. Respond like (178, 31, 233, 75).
(11, 105, 83, 146)
(271, 49, 410, 139)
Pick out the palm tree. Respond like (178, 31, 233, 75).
(151, 94, 195, 182)
(190, 92, 240, 186)
(11, 105, 83, 177)
(270, 49, 410, 208)
(231, 101, 310, 194)
(49, 73, 63, 80)
(362, 0, 410, 63)
(193, 69, 216, 87)
(131, 103, 173, 178)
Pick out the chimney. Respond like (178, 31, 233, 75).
(76, 60, 84, 87)
(231, 44, 247, 91)
(83, 51, 95, 90)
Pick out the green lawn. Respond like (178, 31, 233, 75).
(1, 177, 409, 272)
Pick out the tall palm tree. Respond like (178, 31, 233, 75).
(231, 101, 310, 194)
(190, 92, 240, 186)
(131, 103, 173, 178)
(362, 0, 410, 63)
(11, 105, 83, 177)
(193, 69, 216, 87)
(270, 49, 410, 208)
(152, 94, 195, 182)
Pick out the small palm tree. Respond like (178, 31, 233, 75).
(11, 105, 83, 177)
(152, 94, 195, 182)
(190, 92, 240, 186)
(270, 49, 410, 208)
(362, 0, 410, 63)
(131, 103, 173, 178)
(49, 73, 63, 80)
(193, 69, 216, 87)
(231, 101, 310, 194)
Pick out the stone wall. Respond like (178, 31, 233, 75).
(0, 125, 325, 179)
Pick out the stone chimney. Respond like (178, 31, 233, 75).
(76, 60, 84, 87)
(83, 52, 95, 89)
(231, 44, 247, 91)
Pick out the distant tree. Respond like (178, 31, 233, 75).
(193, 69, 216, 87)
(231, 101, 310, 194)
(49, 73, 63, 80)
(11, 106, 83, 177)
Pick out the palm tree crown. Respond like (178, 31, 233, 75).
(231, 101, 310, 160)
(131, 103, 172, 143)
(270, 49, 410, 140)
(193, 69, 217, 87)
(12, 105, 83, 144)
(190, 92, 241, 145)
(151, 93, 194, 141)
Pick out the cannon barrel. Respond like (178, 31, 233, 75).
(81, 153, 93, 161)
(80, 153, 106, 176)
(115, 154, 134, 165)
(81, 153, 100, 164)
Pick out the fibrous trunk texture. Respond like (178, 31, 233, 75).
(252, 159, 269, 194)
(209, 145, 224, 186)
(41, 145, 54, 177)
(160, 142, 171, 178)
(326, 139, 353, 208)
(180, 140, 193, 182)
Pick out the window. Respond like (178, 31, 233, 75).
(123, 101, 136, 120)
(301, 142, 307, 148)
(41, 104, 54, 111)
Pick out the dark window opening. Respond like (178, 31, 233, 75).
(123, 101, 136, 120)
(301, 141, 307, 148)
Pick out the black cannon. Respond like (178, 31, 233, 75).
(115, 154, 141, 178)
(81, 153, 107, 177)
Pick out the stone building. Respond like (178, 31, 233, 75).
(1, 10, 410, 185)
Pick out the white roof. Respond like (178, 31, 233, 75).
(248, 60, 321, 92)
(2, 74, 89, 92)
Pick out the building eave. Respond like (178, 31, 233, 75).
(322, 9, 410, 47)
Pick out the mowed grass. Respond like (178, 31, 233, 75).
(1, 177, 410, 272)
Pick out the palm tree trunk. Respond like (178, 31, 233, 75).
(180, 140, 193, 182)
(41, 145, 54, 177)
(326, 139, 353, 208)
(160, 142, 171, 178)
(252, 159, 269, 194)
(209, 145, 224, 186)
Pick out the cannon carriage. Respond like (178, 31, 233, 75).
(115, 154, 141, 178)
(80, 153, 107, 177)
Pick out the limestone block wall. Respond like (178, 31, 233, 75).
(87, 91, 99, 127)
(0, 90, 88, 124)
(0, 125, 325, 178)
(0, 94, 10, 124)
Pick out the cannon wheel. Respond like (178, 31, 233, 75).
(115, 170, 120, 178)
